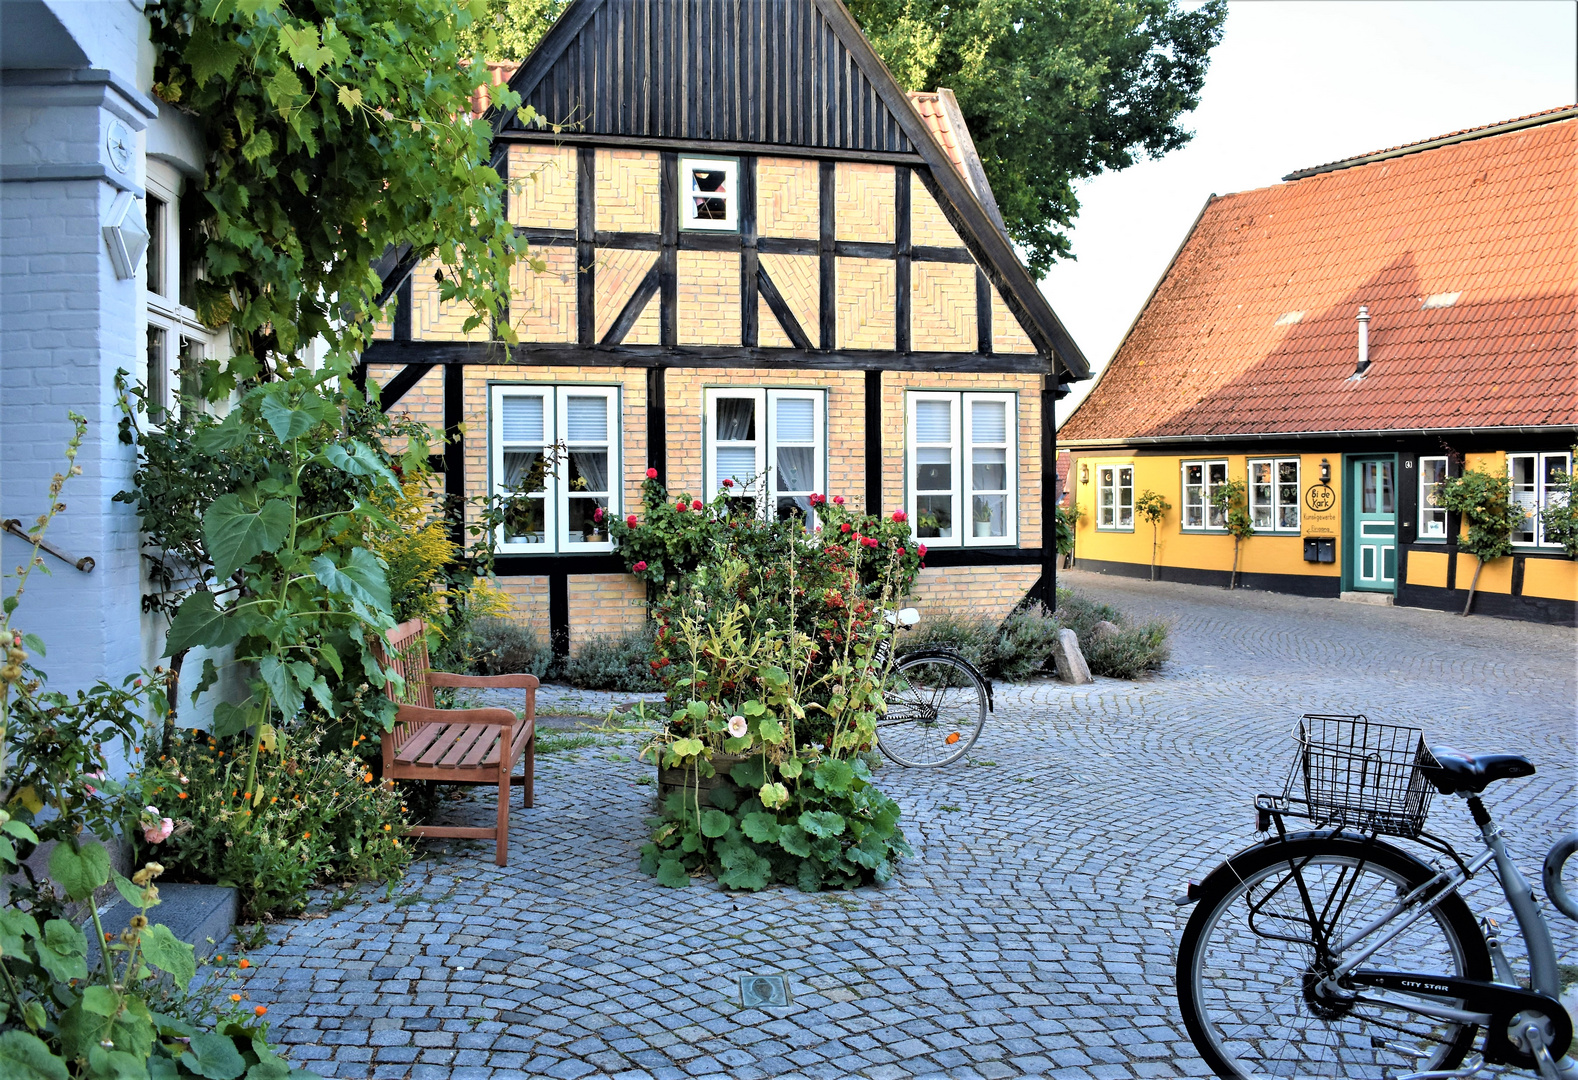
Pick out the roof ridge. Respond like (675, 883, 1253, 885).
(1282, 104, 1578, 181)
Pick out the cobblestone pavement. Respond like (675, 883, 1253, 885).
(240, 572, 1577, 1079)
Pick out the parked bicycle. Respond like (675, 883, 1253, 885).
(872, 607, 994, 768)
(1174, 713, 1578, 1080)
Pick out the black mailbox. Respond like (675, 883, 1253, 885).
(1303, 537, 1336, 563)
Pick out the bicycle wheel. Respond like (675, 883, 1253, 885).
(878, 652, 988, 767)
(1177, 834, 1490, 1079)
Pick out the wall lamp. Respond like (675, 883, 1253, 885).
(1319, 458, 1331, 484)
(1079, 463, 1090, 485)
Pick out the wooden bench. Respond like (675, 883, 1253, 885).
(374, 618, 538, 866)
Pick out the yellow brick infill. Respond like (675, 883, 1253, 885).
(507, 247, 577, 344)
(594, 248, 660, 341)
(757, 157, 820, 239)
(836, 258, 896, 351)
(508, 145, 576, 230)
(907, 565, 1042, 622)
(678, 250, 742, 346)
(882, 370, 1043, 549)
(595, 149, 660, 234)
(910, 174, 965, 249)
(366, 364, 445, 432)
(568, 574, 649, 647)
(496, 575, 551, 640)
(410, 257, 491, 342)
(911, 261, 977, 353)
(991, 286, 1037, 355)
(758, 252, 819, 346)
(835, 162, 895, 244)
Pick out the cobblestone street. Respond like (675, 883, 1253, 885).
(241, 572, 1578, 1079)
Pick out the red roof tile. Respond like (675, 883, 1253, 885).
(907, 91, 969, 180)
(1060, 111, 1578, 442)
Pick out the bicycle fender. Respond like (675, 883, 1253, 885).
(895, 648, 995, 711)
(1184, 830, 1430, 905)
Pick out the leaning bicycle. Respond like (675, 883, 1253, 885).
(872, 607, 994, 768)
(1175, 713, 1578, 1080)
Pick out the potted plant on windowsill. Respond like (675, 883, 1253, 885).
(973, 501, 996, 538)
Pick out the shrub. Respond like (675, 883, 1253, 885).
(1052, 588, 1169, 679)
(468, 616, 553, 678)
(133, 727, 412, 920)
(1048, 588, 1122, 641)
(562, 629, 659, 692)
(992, 602, 1063, 681)
(895, 609, 999, 672)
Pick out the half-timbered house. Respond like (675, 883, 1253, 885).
(361, 0, 1089, 656)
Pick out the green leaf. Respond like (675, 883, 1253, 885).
(81, 985, 121, 1018)
(48, 842, 110, 901)
(182, 1032, 247, 1080)
(259, 657, 305, 721)
(728, 758, 767, 788)
(204, 495, 292, 579)
(21, 632, 45, 657)
(757, 716, 785, 745)
(164, 591, 249, 657)
(258, 394, 315, 444)
(211, 701, 253, 740)
(0, 1030, 68, 1080)
(87, 1045, 147, 1080)
(686, 700, 707, 721)
(112, 871, 156, 910)
(310, 547, 391, 612)
(265, 67, 305, 113)
(716, 845, 771, 891)
(698, 809, 732, 838)
(139, 924, 196, 988)
(0, 908, 39, 959)
(34, 919, 87, 982)
(654, 859, 690, 888)
(798, 811, 846, 839)
(318, 642, 343, 678)
(742, 700, 765, 716)
(705, 784, 737, 812)
(194, 412, 248, 454)
(779, 757, 804, 779)
(739, 812, 781, 844)
(759, 665, 789, 687)
(813, 759, 855, 794)
(150, 1011, 199, 1038)
(241, 129, 276, 164)
(184, 23, 244, 86)
(321, 442, 397, 486)
(336, 84, 364, 114)
(2, 816, 40, 843)
(758, 782, 790, 809)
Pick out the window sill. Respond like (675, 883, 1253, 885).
(1093, 527, 1134, 534)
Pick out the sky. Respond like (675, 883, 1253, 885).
(1043, 0, 1578, 429)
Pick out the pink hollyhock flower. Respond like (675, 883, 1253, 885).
(646, 467, 659, 479)
(892, 511, 907, 523)
(727, 715, 748, 738)
(633, 560, 648, 572)
(627, 514, 638, 528)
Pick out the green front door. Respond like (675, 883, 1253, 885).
(1350, 456, 1398, 592)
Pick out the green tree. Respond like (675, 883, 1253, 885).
(1436, 466, 1527, 616)
(455, 0, 568, 59)
(1135, 489, 1170, 581)
(850, 0, 1228, 276)
(1208, 477, 1252, 590)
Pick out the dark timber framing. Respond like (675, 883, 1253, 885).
(576, 148, 596, 345)
(740, 155, 759, 348)
(818, 160, 835, 351)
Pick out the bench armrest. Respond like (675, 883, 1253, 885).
(395, 703, 519, 729)
(427, 672, 540, 691)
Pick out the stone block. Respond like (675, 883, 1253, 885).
(1051, 628, 1093, 685)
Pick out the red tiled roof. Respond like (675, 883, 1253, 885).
(907, 91, 969, 179)
(1285, 105, 1578, 180)
(1060, 111, 1578, 442)
(471, 61, 521, 118)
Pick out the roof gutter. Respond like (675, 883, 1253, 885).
(1061, 424, 1578, 448)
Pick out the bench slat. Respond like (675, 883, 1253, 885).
(395, 722, 447, 764)
(436, 724, 493, 769)
(414, 722, 470, 768)
(457, 725, 498, 769)
(482, 719, 533, 767)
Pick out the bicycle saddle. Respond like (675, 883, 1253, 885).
(1421, 745, 1535, 795)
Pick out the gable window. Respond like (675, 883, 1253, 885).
(705, 388, 825, 526)
(1508, 452, 1572, 548)
(1096, 465, 1133, 531)
(1182, 460, 1229, 531)
(680, 157, 738, 231)
(905, 391, 1018, 547)
(1249, 458, 1300, 532)
(1418, 456, 1449, 540)
(490, 385, 620, 553)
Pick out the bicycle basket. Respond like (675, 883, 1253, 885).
(1285, 714, 1437, 838)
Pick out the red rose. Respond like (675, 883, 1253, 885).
(722, 478, 733, 488)
(691, 499, 703, 510)
(633, 560, 648, 572)
(676, 501, 688, 512)
(897, 546, 906, 556)
(833, 495, 844, 505)
(626, 514, 638, 527)
(918, 543, 927, 557)
(863, 537, 878, 548)
(840, 523, 852, 534)
(892, 510, 907, 523)
(810, 493, 825, 506)
(593, 506, 604, 522)
(646, 467, 658, 479)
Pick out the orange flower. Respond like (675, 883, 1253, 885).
(230, 994, 242, 1003)
(104, 932, 114, 942)
(383, 824, 392, 831)
(254, 1006, 268, 1017)
(238, 958, 250, 969)
(178, 792, 188, 800)
(945, 732, 961, 745)
(270, 796, 278, 804)
(302, 832, 311, 839)
(362, 772, 373, 783)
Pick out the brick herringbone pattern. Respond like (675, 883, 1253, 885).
(507, 146, 576, 229)
(366, 363, 445, 431)
(508, 247, 576, 343)
(595, 149, 659, 233)
(593, 248, 658, 341)
(410, 258, 491, 341)
(758, 296, 794, 348)
(624, 291, 660, 345)
(678, 251, 741, 345)
(911, 260, 977, 352)
(835, 162, 895, 243)
(911, 174, 966, 248)
(992, 286, 1039, 354)
(757, 157, 820, 238)
(759, 252, 819, 347)
(836, 257, 895, 350)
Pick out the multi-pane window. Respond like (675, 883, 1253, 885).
(1249, 458, 1300, 532)
(490, 385, 620, 553)
(1508, 452, 1572, 547)
(1096, 465, 1134, 530)
(704, 388, 825, 526)
(905, 392, 1017, 547)
(1182, 460, 1230, 530)
(143, 164, 215, 422)
(1418, 456, 1449, 539)
(679, 157, 738, 231)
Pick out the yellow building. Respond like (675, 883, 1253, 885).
(363, 0, 1090, 654)
(1060, 108, 1577, 624)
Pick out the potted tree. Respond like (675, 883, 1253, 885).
(1135, 490, 1171, 581)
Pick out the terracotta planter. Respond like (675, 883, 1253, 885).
(655, 752, 749, 810)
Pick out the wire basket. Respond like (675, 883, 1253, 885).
(1283, 714, 1437, 838)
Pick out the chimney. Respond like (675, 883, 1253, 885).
(1354, 306, 1371, 376)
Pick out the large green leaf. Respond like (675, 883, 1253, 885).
(258, 395, 316, 444)
(35, 919, 88, 982)
(0, 908, 39, 960)
(112, 871, 157, 910)
(813, 759, 855, 795)
(310, 547, 391, 612)
(698, 809, 732, 839)
(182, 1033, 247, 1080)
(728, 758, 767, 788)
(87, 1045, 148, 1080)
(204, 495, 292, 579)
(320, 441, 397, 487)
(81, 985, 121, 1017)
(739, 813, 781, 844)
(211, 701, 253, 740)
(258, 657, 304, 721)
(139, 924, 196, 988)
(777, 824, 812, 858)
(716, 845, 771, 891)
(164, 591, 252, 657)
(48, 842, 110, 901)
(0, 1030, 68, 1080)
(798, 811, 847, 839)
(654, 859, 690, 888)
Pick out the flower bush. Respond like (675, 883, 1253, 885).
(614, 481, 919, 891)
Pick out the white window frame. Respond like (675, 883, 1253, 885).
(1095, 465, 1134, 531)
(1248, 457, 1300, 533)
(142, 162, 217, 424)
(679, 156, 739, 232)
(703, 388, 826, 525)
(1418, 456, 1449, 541)
(904, 391, 1018, 548)
(1508, 451, 1572, 549)
(490, 384, 620, 554)
(1181, 459, 1230, 532)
